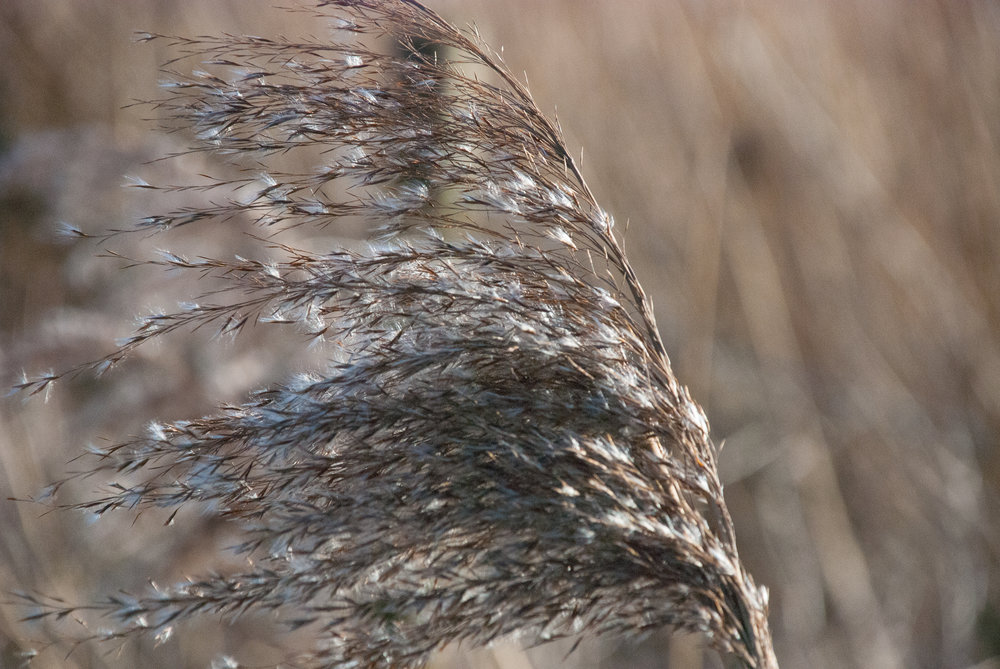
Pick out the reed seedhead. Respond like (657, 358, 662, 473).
(16, 1, 777, 667)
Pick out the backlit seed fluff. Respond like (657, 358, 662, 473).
(17, 2, 777, 668)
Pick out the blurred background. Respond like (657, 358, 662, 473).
(1, 1, 998, 667)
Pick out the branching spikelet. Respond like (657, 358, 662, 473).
(19, 1, 777, 667)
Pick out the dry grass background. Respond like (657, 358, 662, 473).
(1, 1, 998, 668)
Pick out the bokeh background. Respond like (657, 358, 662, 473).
(2, 1, 998, 668)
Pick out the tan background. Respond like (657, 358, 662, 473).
(1, 1, 998, 668)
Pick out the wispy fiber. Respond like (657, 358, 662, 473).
(17, 1, 776, 667)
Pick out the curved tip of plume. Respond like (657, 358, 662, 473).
(18, 1, 777, 667)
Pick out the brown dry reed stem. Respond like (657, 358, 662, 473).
(15, 1, 777, 667)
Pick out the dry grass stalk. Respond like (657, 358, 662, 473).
(14, 1, 776, 667)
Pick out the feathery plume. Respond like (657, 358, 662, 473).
(18, 1, 777, 667)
